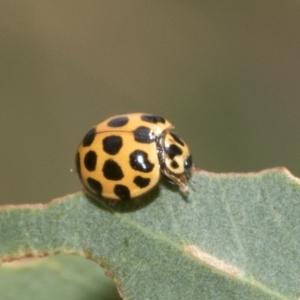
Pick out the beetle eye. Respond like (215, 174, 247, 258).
(184, 155, 193, 173)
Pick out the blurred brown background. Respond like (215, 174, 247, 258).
(1, 1, 300, 204)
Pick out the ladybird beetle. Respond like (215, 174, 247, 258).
(76, 113, 193, 200)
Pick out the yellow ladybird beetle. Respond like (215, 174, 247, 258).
(76, 113, 193, 200)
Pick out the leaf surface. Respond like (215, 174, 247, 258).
(1, 168, 300, 300)
(0, 254, 120, 300)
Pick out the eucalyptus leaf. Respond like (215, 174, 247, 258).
(1, 168, 299, 300)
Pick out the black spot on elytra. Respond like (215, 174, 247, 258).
(184, 154, 193, 173)
(133, 126, 155, 143)
(103, 135, 123, 155)
(130, 150, 154, 173)
(107, 116, 129, 127)
(141, 114, 165, 124)
(134, 176, 151, 188)
(87, 177, 102, 195)
(166, 144, 183, 160)
(171, 160, 179, 169)
(75, 152, 81, 179)
(84, 151, 97, 171)
(170, 132, 184, 147)
(82, 128, 97, 147)
(102, 159, 124, 180)
(114, 184, 131, 200)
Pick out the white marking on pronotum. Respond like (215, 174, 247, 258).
(184, 245, 242, 277)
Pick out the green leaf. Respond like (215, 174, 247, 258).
(0, 254, 120, 300)
(1, 168, 300, 300)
